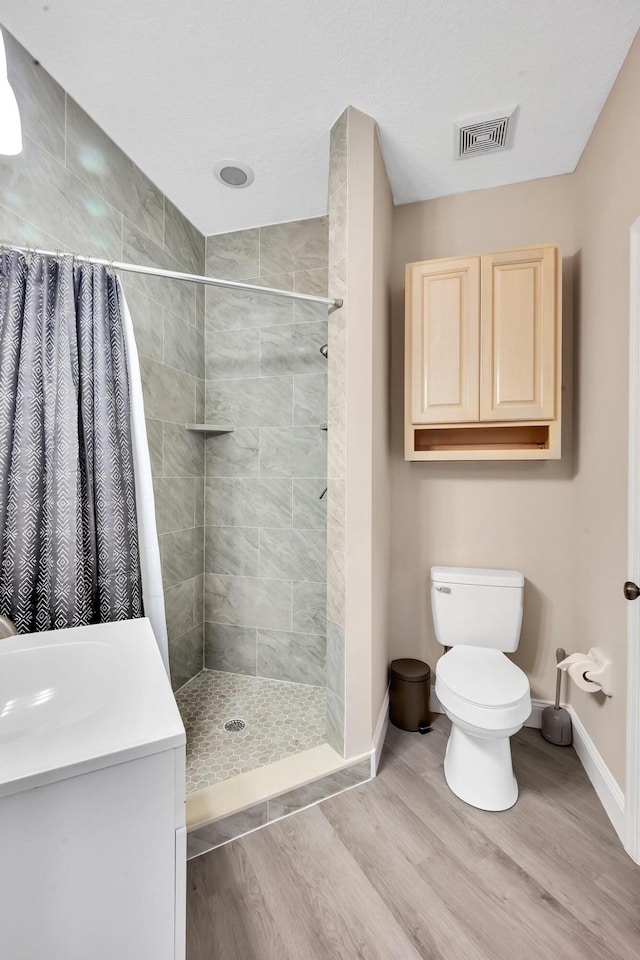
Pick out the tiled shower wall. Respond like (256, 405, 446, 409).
(202, 218, 329, 689)
(0, 31, 206, 689)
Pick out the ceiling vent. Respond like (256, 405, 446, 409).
(454, 107, 517, 160)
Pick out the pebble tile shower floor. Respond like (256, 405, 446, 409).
(175, 670, 327, 792)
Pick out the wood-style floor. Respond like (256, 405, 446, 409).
(187, 718, 640, 960)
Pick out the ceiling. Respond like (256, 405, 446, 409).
(1, 0, 639, 236)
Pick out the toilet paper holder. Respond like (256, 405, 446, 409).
(558, 647, 613, 697)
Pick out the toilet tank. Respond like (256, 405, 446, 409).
(431, 566, 524, 652)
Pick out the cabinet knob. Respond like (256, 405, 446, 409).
(624, 581, 640, 601)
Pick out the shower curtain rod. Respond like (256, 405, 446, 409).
(1, 242, 343, 310)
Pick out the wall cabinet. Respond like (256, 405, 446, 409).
(405, 245, 561, 460)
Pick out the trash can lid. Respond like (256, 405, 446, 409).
(390, 658, 430, 682)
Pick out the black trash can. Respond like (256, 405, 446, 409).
(389, 659, 431, 732)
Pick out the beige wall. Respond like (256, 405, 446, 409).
(329, 107, 393, 756)
(390, 29, 640, 790)
(569, 30, 640, 787)
(371, 132, 393, 730)
(390, 175, 576, 709)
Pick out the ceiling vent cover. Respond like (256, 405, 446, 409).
(454, 107, 517, 160)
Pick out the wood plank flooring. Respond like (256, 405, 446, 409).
(187, 718, 640, 960)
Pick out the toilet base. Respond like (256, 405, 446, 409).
(443, 720, 518, 811)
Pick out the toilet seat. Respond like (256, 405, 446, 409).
(436, 646, 531, 731)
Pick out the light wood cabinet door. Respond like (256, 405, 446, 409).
(480, 247, 557, 421)
(408, 257, 480, 423)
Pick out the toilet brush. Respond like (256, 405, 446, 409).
(541, 648, 573, 746)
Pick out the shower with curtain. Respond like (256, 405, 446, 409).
(0, 216, 340, 807)
(0, 250, 160, 643)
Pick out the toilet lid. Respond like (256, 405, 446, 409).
(437, 646, 529, 708)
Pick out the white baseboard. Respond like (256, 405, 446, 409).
(566, 704, 625, 843)
(431, 687, 625, 842)
(372, 688, 390, 776)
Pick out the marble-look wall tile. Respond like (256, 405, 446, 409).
(326, 619, 345, 700)
(327, 548, 346, 626)
(260, 528, 326, 582)
(162, 526, 204, 588)
(140, 356, 195, 424)
(205, 477, 291, 528)
(195, 283, 205, 332)
(146, 418, 164, 478)
(66, 96, 164, 247)
(259, 320, 328, 377)
(293, 268, 330, 324)
(260, 217, 328, 276)
(164, 311, 205, 379)
(164, 197, 204, 274)
(294, 267, 328, 297)
(196, 377, 205, 422)
(327, 480, 345, 553)
(328, 183, 348, 268)
(204, 574, 292, 631)
(328, 258, 347, 338)
(268, 759, 370, 822)
(202, 217, 328, 693)
(326, 689, 345, 756)
(121, 282, 163, 362)
(123, 220, 196, 324)
(206, 327, 260, 381)
(205, 525, 260, 577)
(5, 34, 66, 163)
(292, 581, 327, 636)
(257, 629, 326, 686)
(194, 476, 205, 527)
(205, 284, 294, 332)
(168, 623, 203, 692)
(328, 110, 348, 200)
(327, 404, 346, 479)
(206, 228, 259, 280)
(195, 573, 205, 625)
(0, 136, 122, 259)
(163, 422, 204, 478)
(154, 477, 196, 534)
(260, 426, 326, 478)
(205, 622, 257, 675)
(206, 376, 293, 428)
(294, 373, 327, 426)
(292, 478, 327, 530)
(0, 202, 62, 250)
(205, 429, 260, 478)
(164, 577, 196, 642)
(328, 330, 346, 408)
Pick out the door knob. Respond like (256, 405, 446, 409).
(624, 581, 640, 600)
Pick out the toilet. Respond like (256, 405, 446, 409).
(431, 566, 531, 811)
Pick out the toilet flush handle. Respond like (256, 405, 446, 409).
(434, 586, 451, 593)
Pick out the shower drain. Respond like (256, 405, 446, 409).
(223, 718, 246, 732)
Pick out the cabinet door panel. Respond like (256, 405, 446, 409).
(409, 258, 480, 423)
(480, 247, 556, 421)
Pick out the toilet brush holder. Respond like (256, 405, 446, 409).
(541, 647, 573, 746)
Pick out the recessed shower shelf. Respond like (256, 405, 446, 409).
(185, 423, 235, 434)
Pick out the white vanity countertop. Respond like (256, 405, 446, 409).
(0, 618, 186, 798)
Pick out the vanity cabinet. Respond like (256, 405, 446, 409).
(405, 244, 561, 460)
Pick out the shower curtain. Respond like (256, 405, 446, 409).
(0, 250, 168, 671)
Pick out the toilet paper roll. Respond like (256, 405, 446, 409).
(567, 657, 602, 693)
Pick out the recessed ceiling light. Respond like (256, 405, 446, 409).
(213, 159, 254, 189)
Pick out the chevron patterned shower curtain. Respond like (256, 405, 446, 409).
(0, 250, 143, 633)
